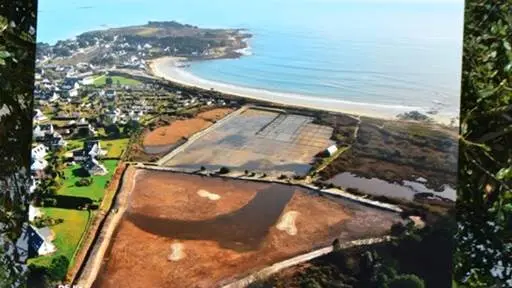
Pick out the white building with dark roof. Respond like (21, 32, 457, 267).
(28, 225, 56, 256)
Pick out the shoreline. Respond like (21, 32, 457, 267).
(148, 56, 458, 126)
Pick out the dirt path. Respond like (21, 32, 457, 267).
(75, 166, 139, 288)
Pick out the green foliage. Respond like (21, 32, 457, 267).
(0, 2, 37, 285)
(105, 76, 113, 86)
(455, 0, 512, 286)
(75, 177, 93, 187)
(219, 167, 230, 174)
(32, 215, 63, 228)
(47, 255, 69, 281)
(386, 274, 425, 288)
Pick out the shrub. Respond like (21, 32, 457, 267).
(75, 178, 93, 187)
(48, 255, 70, 281)
(332, 238, 342, 252)
(219, 167, 230, 174)
(390, 222, 407, 237)
(32, 215, 63, 228)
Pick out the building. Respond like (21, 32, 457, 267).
(73, 140, 106, 162)
(325, 145, 338, 157)
(29, 205, 42, 222)
(31, 144, 48, 160)
(33, 124, 54, 139)
(75, 119, 97, 137)
(45, 132, 67, 150)
(61, 77, 80, 91)
(31, 158, 48, 179)
(105, 108, 121, 124)
(105, 89, 116, 99)
(28, 225, 56, 256)
(83, 157, 107, 176)
(33, 109, 47, 123)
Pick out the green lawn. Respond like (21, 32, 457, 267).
(57, 160, 119, 201)
(101, 138, 129, 158)
(94, 75, 142, 87)
(66, 139, 83, 151)
(27, 208, 90, 268)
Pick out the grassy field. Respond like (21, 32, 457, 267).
(94, 75, 142, 87)
(100, 138, 129, 158)
(27, 208, 90, 268)
(57, 160, 119, 201)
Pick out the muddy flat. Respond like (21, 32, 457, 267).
(92, 169, 401, 288)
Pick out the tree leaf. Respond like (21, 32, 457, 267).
(496, 167, 512, 180)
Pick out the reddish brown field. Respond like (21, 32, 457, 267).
(197, 108, 233, 122)
(143, 118, 211, 147)
(93, 170, 400, 288)
(142, 108, 233, 148)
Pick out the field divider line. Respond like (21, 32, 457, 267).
(221, 236, 393, 288)
(156, 105, 250, 166)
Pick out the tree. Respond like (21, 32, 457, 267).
(455, 0, 512, 286)
(105, 123, 120, 137)
(105, 76, 113, 86)
(123, 120, 140, 136)
(0, 1, 37, 286)
(47, 255, 69, 281)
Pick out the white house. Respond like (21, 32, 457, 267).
(31, 144, 48, 160)
(28, 225, 56, 256)
(33, 109, 47, 123)
(31, 158, 48, 171)
(31, 158, 48, 179)
(28, 205, 42, 222)
(84, 157, 107, 176)
(33, 124, 54, 139)
(326, 145, 338, 157)
(129, 110, 144, 122)
(48, 92, 60, 102)
(105, 89, 116, 99)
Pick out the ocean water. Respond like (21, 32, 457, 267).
(37, 0, 465, 117)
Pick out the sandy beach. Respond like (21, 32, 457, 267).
(149, 57, 456, 125)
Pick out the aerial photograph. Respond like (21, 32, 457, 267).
(26, 0, 463, 287)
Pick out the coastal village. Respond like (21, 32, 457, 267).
(26, 21, 458, 287)
(28, 34, 237, 273)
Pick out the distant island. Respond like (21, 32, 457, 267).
(36, 21, 252, 66)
